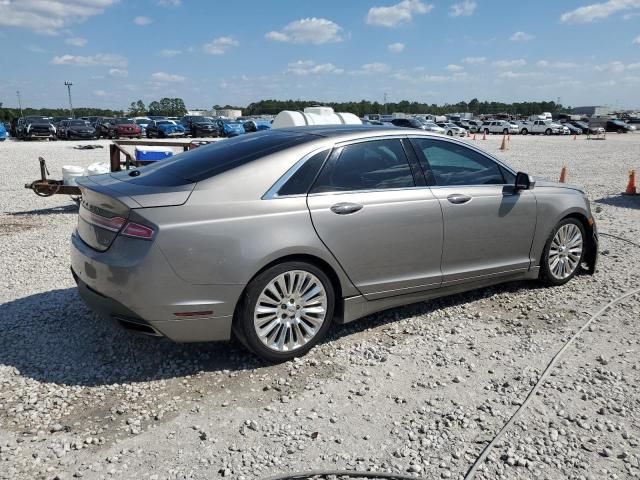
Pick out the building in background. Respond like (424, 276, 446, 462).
(215, 109, 242, 119)
(570, 106, 610, 117)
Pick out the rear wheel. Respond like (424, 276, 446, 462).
(521, 129, 528, 135)
(234, 261, 335, 362)
(484, 128, 490, 134)
(539, 218, 585, 286)
(503, 128, 509, 134)
(447, 130, 453, 136)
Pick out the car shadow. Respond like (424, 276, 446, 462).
(0, 280, 544, 387)
(594, 194, 640, 210)
(8, 203, 79, 216)
(0, 288, 259, 387)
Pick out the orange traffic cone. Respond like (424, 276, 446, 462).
(508, 134, 511, 142)
(499, 134, 508, 151)
(472, 133, 476, 140)
(467, 130, 470, 137)
(573, 134, 576, 140)
(559, 166, 567, 183)
(623, 170, 637, 195)
(482, 131, 486, 140)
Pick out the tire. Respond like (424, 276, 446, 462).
(539, 218, 586, 286)
(234, 261, 335, 362)
(447, 130, 453, 136)
(484, 128, 490, 135)
(521, 129, 528, 135)
(545, 128, 551, 135)
(503, 128, 509, 135)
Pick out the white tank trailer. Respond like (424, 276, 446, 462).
(272, 106, 361, 129)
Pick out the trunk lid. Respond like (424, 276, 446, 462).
(76, 169, 195, 251)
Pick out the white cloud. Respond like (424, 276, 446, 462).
(366, 0, 433, 27)
(93, 89, 107, 97)
(387, 42, 405, 53)
(108, 68, 128, 77)
(492, 58, 527, 68)
(536, 60, 578, 69)
(595, 60, 640, 72)
(51, 53, 127, 67)
(159, 49, 182, 57)
(65, 36, 87, 47)
(510, 31, 535, 42)
(0, 0, 117, 35)
(286, 60, 344, 76)
(560, 0, 640, 24)
(265, 18, 344, 44)
(462, 56, 486, 65)
(450, 0, 476, 17)
(150, 72, 186, 82)
(155, 0, 181, 6)
(446, 64, 464, 72)
(634, 35, 640, 44)
(133, 16, 152, 26)
(350, 62, 391, 75)
(202, 36, 239, 54)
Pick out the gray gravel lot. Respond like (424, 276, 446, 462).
(1, 134, 639, 480)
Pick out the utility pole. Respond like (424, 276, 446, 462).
(64, 81, 74, 118)
(16, 90, 23, 117)
(383, 92, 388, 115)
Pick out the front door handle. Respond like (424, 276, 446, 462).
(330, 202, 363, 215)
(447, 194, 472, 204)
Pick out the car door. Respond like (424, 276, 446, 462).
(410, 137, 536, 285)
(307, 137, 443, 299)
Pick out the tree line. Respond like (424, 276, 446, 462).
(245, 98, 568, 117)
(1, 97, 568, 122)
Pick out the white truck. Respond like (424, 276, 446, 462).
(521, 119, 561, 135)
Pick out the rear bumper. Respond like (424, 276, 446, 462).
(70, 231, 240, 342)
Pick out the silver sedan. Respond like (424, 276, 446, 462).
(71, 126, 598, 361)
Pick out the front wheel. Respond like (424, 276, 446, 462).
(484, 128, 490, 135)
(234, 262, 335, 362)
(447, 130, 453, 136)
(521, 129, 528, 135)
(545, 128, 551, 135)
(539, 218, 585, 286)
(503, 128, 509, 135)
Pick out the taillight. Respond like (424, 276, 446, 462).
(79, 207, 126, 232)
(121, 222, 154, 240)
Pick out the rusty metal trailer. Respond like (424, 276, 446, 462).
(24, 139, 214, 197)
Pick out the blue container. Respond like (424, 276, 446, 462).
(134, 146, 174, 162)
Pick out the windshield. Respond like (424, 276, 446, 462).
(25, 117, 49, 122)
(157, 121, 173, 125)
(69, 120, 89, 126)
(135, 119, 149, 125)
(192, 117, 211, 124)
(115, 119, 134, 125)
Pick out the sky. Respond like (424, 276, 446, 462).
(1, 0, 639, 110)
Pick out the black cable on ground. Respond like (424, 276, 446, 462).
(263, 470, 427, 480)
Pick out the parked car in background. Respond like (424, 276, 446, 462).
(0, 122, 7, 141)
(146, 119, 186, 138)
(521, 120, 560, 135)
(16, 116, 56, 141)
(436, 122, 467, 137)
(480, 120, 519, 135)
(466, 120, 482, 132)
(9, 118, 19, 137)
(555, 123, 571, 135)
(181, 116, 219, 137)
(606, 119, 637, 133)
(134, 117, 151, 136)
(569, 121, 591, 134)
(420, 121, 446, 134)
(94, 118, 115, 138)
(70, 126, 598, 361)
(390, 118, 428, 130)
(106, 118, 142, 139)
(244, 119, 272, 133)
(216, 119, 247, 137)
(58, 119, 97, 140)
(562, 123, 582, 135)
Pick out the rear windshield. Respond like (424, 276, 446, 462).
(138, 130, 315, 182)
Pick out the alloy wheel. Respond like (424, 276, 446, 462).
(253, 270, 328, 352)
(548, 224, 583, 280)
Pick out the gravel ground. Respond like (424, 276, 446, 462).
(0, 134, 639, 480)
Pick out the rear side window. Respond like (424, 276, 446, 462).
(410, 138, 506, 186)
(311, 139, 415, 193)
(277, 150, 329, 196)
(142, 130, 314, 182)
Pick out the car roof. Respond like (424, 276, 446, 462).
(274, 124, 451, 142)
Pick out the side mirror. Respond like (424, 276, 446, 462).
(515, 172, 535, 191)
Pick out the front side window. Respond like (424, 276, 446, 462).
(410, 138, 506, 186)
(311, 139, 415, 193)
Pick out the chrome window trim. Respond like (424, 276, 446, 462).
(262, 147, 331, 200)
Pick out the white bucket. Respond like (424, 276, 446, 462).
(85, 162, 110, 176)
(62, 165, 85, 186)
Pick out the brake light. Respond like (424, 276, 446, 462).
(121, 222, 154, 240)
(79, 207, 126, 232)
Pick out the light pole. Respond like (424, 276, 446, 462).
(64, 81, 74, 118)
(16, 90, 23, 117)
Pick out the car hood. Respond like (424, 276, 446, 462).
(224, 124, 245, 131)
(534, 178, 585, 194)
(158, 123, 184, 131)
(69, 126, 94, 131)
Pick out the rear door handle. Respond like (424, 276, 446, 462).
(447, 194, 472, 204)
(330, 202, 363, 215)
